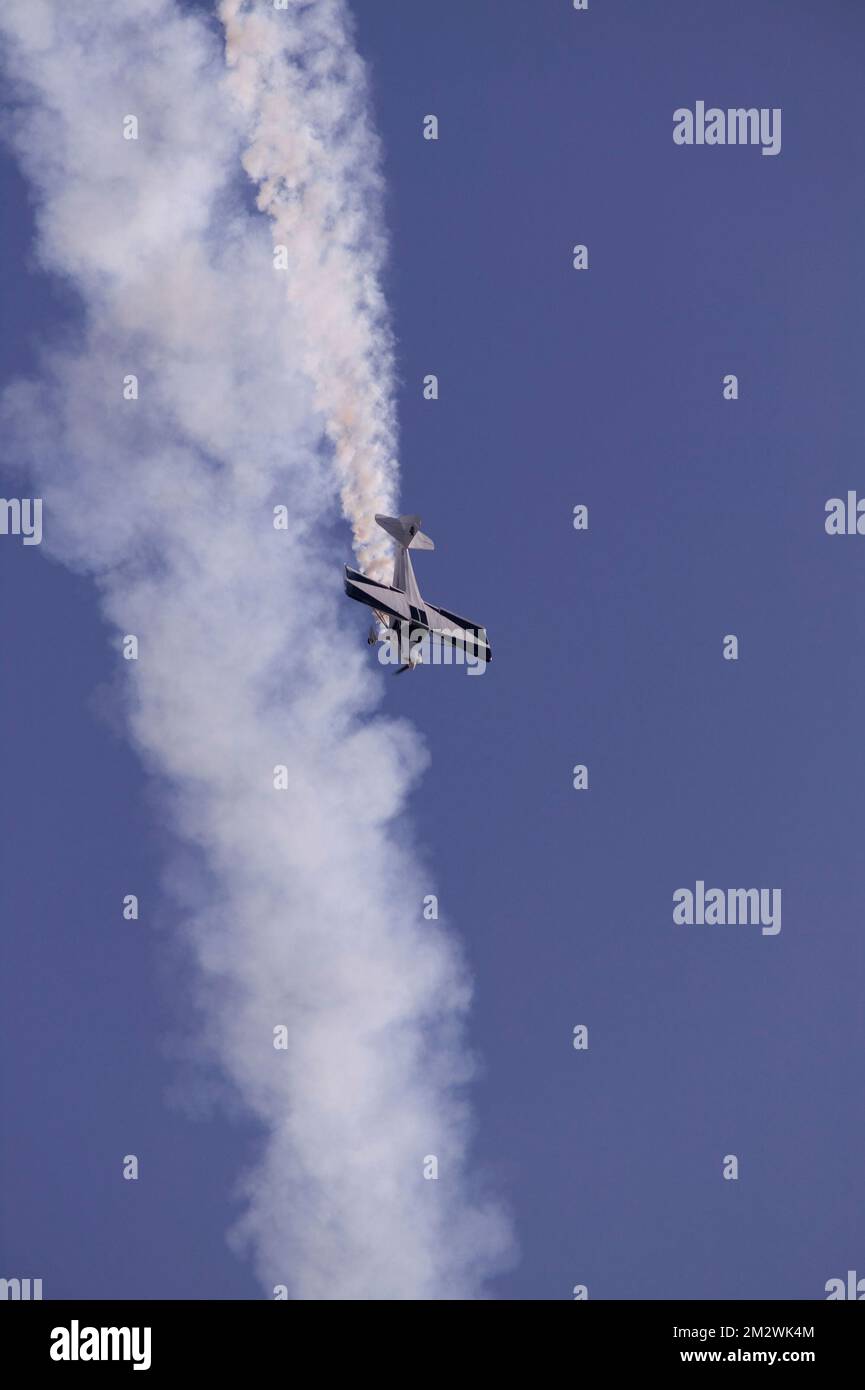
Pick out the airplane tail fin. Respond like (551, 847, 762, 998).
(375, 514, 434, 551)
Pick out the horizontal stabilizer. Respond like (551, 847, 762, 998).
(375, 513, 434, 551)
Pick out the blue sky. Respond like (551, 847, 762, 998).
(2, 0, 864, 1300)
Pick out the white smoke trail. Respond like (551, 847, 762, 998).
(0, 0, 512, 1299)
(220, 0, 397, 580)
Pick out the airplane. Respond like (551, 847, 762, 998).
(343, 514, 492, 674)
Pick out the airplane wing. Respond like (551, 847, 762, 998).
(343, 566, 410, 623)
(344, 566, 492, 664)
(423, 600, 492, 664)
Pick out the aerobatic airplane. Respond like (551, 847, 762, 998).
(343, 514, 492, 674)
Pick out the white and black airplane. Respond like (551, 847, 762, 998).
(344, 514, 492, 673)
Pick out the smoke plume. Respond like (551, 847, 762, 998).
(0, 0, 511, 1299)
